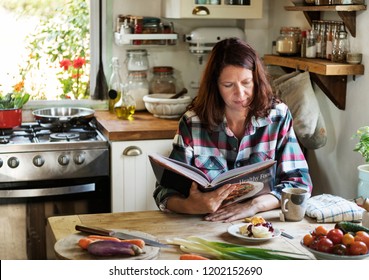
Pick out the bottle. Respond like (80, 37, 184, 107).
(133, 17, 143, 45)
(319, 22, 326, 59)
(325, 21, 333, 60)
(126, 71, 149, 111)
(332, 23, 349, 63)
(119, 18, 132, 45)
(306, 30, 317, 58)
(114, 83, 136, 120)
(315, 21, 322, 58)
(300, 30, 307, 58)
(108, 57, 122, 114)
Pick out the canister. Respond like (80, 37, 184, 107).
(149, 66, 177, 94)
(125, 49, 149, 72)
(276, 27, 301, 56)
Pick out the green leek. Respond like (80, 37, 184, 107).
(167, 236, 308, 260)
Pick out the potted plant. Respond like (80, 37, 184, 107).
(0, 92, 30, 129)
(353, 126, 369, 198)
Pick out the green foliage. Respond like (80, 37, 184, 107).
(18, 0, 90, 100)
(353, 126, 369, 163)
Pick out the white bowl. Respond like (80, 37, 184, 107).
(143, 94, 192, 119)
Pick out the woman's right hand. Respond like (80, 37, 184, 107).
(167, 182, 237, 214)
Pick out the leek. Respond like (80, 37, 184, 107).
(167, 236, 308, 260)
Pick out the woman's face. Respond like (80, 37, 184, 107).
(218, 65, 254, 114)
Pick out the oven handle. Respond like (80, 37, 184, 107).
(0, 183, 95, 198)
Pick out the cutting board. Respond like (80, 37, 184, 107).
(54, 229, 160, 260)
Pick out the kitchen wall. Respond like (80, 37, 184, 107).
(106, 0, 369, 199)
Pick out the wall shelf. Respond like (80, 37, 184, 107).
(263, 54, 365, 110)
(114, 32, 178, 46)
(285, 4, 367, 37)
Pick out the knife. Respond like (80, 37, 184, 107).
(75, 225, 170, 248)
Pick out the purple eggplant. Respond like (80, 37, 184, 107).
(87, 240, 143, 257)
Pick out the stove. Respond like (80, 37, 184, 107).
(0, 119, 109, 183)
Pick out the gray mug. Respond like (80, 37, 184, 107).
(281, 188, 310, 221)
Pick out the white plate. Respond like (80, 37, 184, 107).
(227, 223, 281, 243)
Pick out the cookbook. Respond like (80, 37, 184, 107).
(148, 153, 276, 206)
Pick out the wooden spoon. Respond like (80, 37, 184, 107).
(170, 88, 188, 99)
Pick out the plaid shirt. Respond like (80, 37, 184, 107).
(153, 102, 313, 210)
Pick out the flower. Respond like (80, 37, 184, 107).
(353, 126, 369, 163)
(60, 59, 72, 71)
(73, 57, 86, 69)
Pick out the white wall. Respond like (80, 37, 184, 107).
(107, 0, 369, 199)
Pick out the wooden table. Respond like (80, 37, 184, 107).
(47, 209, 329, 260)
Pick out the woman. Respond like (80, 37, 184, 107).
(153, 38, 312, 222)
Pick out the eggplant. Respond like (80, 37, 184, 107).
(87, 240, 143, 257)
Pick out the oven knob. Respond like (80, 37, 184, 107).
(8, 157, 20, 168)
(58, 155, 70, 166)
(0, 158, 3, 168)
(74, 153, 85, 165)
(33, 155, 45, 167)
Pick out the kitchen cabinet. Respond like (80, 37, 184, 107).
(110, 139, 173, 212)
(264, 4, 367, 110)
(162, 0, 263, 19)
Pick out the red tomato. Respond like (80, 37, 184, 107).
(316, 236, 334, 253)
(326, 228, 344, 244)
(303, 233, 315, 247)
(348, 241, 368, 256)
(354, 231, 369, 248)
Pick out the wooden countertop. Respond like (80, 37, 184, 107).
(47, 209, 327, 260)
(94, 111, 178, 141)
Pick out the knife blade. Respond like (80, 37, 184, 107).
(75, 225, 170, 248)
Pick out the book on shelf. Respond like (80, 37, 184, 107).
(148, 153, 276, 206)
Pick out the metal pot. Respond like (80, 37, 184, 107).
(0, 108, 22, 129)
(32, 107, 95, 125)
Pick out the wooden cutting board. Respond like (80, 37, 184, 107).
(54, 229, 160, 260)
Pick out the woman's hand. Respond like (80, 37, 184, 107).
(204, 194, 280, 222)
(166, 182, 237, 214)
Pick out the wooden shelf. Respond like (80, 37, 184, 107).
(263, 54, 365, 110)
(285, 5, 367, 37)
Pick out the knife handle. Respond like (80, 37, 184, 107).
(75, 225, 114, 236)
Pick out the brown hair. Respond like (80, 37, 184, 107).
(188, 37, 275, 130)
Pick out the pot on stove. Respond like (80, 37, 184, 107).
(0, 108, 22, 129)
(32, 107, 95, 125)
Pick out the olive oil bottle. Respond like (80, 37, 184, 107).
(108, 57, 122, 113)
(114, 84, 136, 120)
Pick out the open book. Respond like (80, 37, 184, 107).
(148, 153, 276, 206)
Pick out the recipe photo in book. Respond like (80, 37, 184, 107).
(148, 153, 276, 206)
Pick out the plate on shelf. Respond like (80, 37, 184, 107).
(227, 223, 281, 243)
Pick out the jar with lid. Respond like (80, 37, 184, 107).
(125, 49, 149, 72)
(332, 23, 349, 63)
(276, 27, 301, 56)
(149, 66, 177, 94)
(126, 71, 149, 111)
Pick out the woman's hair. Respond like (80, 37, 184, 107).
(189, 37, 275, 130)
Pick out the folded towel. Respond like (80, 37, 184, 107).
(306, 194, 364, 223)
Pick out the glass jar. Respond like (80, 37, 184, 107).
(149, 66, 177, 94)
(125, 49, 149, 72)
(126, 71, 149, 111)
(276, 27, 301, 56)
(114, 84, 136, 120)
(332, 24, 349, 63)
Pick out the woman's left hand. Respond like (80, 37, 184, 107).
(204, 194, 280, 222)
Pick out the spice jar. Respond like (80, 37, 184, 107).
(125, 49, 149, 72)
(276, 27, 301, 56)
(126, 71, 149, 111)
(332, 23, 349, 63)
(149, 66, 177, 94)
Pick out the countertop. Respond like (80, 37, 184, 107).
(94, 111, 178, 141)
(47, 209, 324, 260)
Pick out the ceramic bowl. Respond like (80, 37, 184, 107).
(346, 53, 362, 64)
(300, 241, 369, 260)
(143, 94, 192, 119)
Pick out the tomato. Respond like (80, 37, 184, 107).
(303, 233, 315, 247)
(342, 233, 355, 246)
(348, 241, 368, 255)
(314, 225, 328, 236)
(326, 228, 344, 244)
(315, 236, 334, 253)
(354, 231, 369, 248)
(331, 244, 347, 255)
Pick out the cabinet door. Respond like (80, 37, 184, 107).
(110, 139, 173, 212)
(162, 0, 263, 19)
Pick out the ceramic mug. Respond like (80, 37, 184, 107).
(281, 188, 310, 222)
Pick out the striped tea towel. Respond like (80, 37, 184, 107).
(306, 194, 364, 223)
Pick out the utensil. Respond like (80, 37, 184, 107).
(170, 88, 188, 99)
(75, 225, 170, 248)
(281, 231, 294, 239)
(32, 107, 95, 124)
(0, 108, 22, 129)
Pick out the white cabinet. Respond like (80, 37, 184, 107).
(110, 139, 173, 212)
(162, 0, 263, 19)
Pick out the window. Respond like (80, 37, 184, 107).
(0, 0, 105, 109)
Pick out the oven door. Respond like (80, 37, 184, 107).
(0, 176, 110, 260)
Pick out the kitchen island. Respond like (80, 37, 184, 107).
(48, 209, 325, 260)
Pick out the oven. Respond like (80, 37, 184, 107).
(0, 118, 110, 259)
